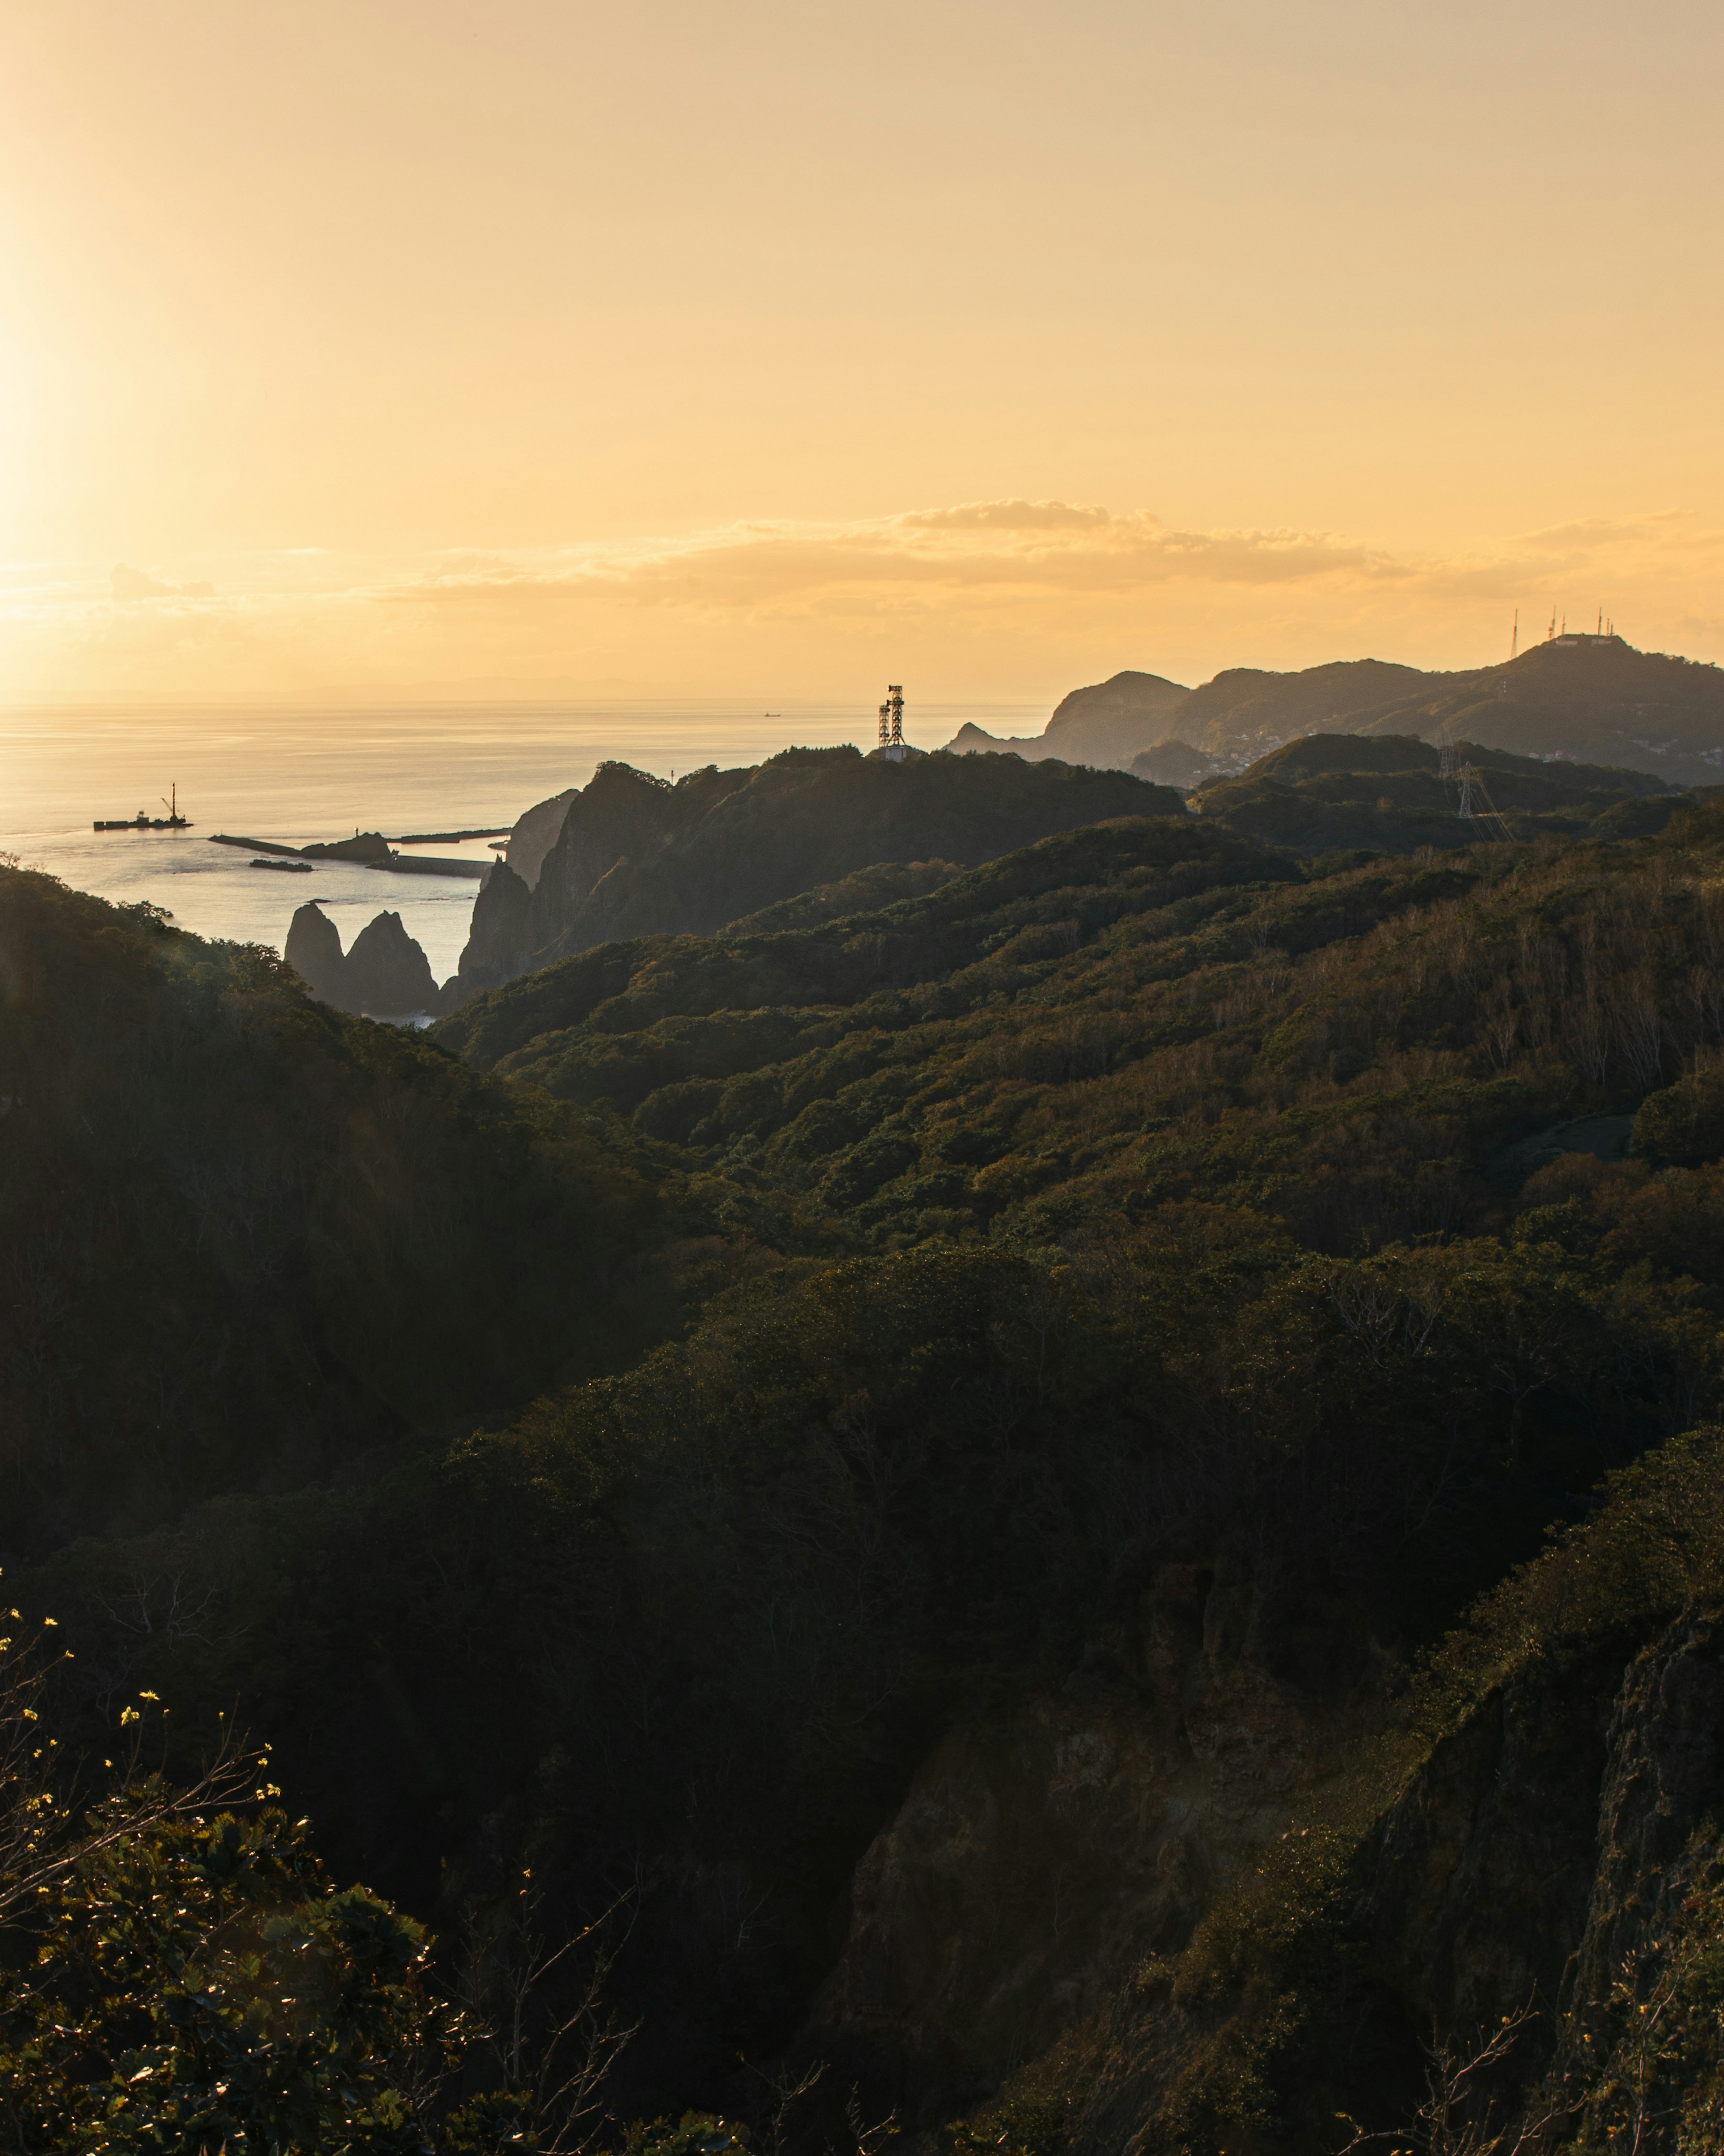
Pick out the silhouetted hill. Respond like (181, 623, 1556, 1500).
(447, 746, 1186, 1002)
(0, 867, 686, 1558)
(1130, 737, 1219, 787)
(1146, 637, 1724, 782)
(1176, 655, 1455, 757)
(1349, 634, 1724, 782)
(944, 668, 1189, 767)
(1186, 730, 1674, 855)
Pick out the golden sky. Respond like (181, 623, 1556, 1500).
(2, 0, 1721, 708)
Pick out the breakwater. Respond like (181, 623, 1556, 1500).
(207, 832, 490, 880)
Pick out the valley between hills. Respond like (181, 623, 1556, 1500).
(12, 640, 1724, 2152)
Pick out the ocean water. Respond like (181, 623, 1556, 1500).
(0, 699, 1042, 982)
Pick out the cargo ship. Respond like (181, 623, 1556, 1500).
(95, 785, 191, 832)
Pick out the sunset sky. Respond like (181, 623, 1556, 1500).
(2, 0, 1720, 708)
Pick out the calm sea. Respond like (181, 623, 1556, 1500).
(0, 699, 1041, 982)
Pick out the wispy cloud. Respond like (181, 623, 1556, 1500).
(375, 503, 1403, 621)
(4, 500, 1721, 701)
(110, 563, 216, 602)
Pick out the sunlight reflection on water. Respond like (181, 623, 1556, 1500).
(0, 699, 1041, 981)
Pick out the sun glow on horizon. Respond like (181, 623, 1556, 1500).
(1, 0, 1721, 705)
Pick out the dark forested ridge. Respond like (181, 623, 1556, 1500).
(0, 870, 698, 1557)
(1176, 635, 1724, 783)
(935, 636, 1724, 790)
(1190, 730, 1676, 856)
(452, 746, 1182, 1002)
(19, 783, 1724, 2151)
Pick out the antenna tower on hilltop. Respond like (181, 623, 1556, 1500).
(877, 684, 907, 761)
(1510, 608, 1518, 661)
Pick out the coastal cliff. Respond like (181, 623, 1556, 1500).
(442, 749, 1183, 1003)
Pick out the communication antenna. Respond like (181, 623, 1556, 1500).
(1510, 608, 1518, 661)
(1547, 607, 1557, 642)
(877, 685, 908, 761)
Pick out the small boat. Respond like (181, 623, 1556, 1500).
(95, 783, 192, 832)
(250, 858, 313, 873)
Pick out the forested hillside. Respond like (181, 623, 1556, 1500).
(17, 796, 1724, 2150)
(0, 869, 691, 1555)
(1167, 637, 1724, 783)
(1192, 731, 1673, 855)
(453, 747, 1179, 1000)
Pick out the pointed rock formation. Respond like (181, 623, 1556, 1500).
(344, 911, 438, 1015)
(283, 901, 351, 1004)
(454, 860, 532, 998)
(283, 901, 437, 1016)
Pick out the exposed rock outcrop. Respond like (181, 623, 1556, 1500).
(454, 861, 533, 996)
(1545, 1607, 1724, 2131)
(282, 900, 351, 1005)
(445, 751, 1184, 1002)
(811, 1563, 1372, 2112)
(526, 761, 698, 955)
(344, 911, 438, 1015)
(283, 900, 437, 1016)
(812, 1575, 1724, 2147)
(502, 788, 579, 888)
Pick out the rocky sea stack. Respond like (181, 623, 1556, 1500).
(283, 900, 437, 1016)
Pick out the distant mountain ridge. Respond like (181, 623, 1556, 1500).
(946, 669, 1189, 765)
(943, 638, 1724, 785)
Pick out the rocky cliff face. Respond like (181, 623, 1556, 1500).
(454, 860, 532, 995)
(443, 751, 1185, 1004)
(283, 900, 437, 1017)
(811, 1562, 1378, 2120)
(345, 911, 438, 1015)
(524, 762, 697, 958)
(283, 900, 351, 1004)
(502, 788, 579, 887)
(810, 1573, 1724, 2153)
